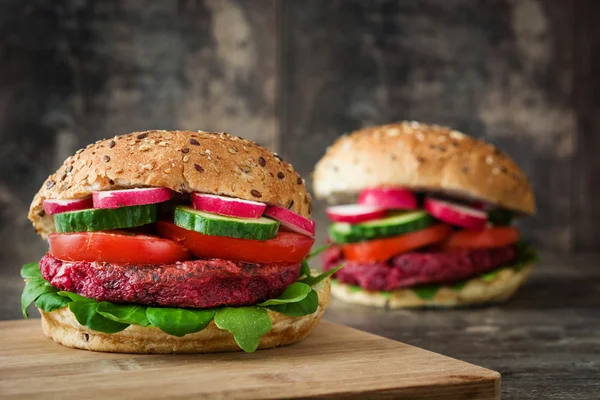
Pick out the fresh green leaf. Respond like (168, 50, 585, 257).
(68, 301, 129, 334)
(380, 291, 392, 300)
(214, 306, 272, 352)
(412, 285, 439, 300)
(146, 307, 215, 337)
(348, 284, 362, 293)
(450, 281, 467, 291)
(267, 289, 319, 317)
(258, 282, 311, 306)
(308, 243, 331, 259)
(34, 292, 70, 313)
(20, 263, 41, 279)
(21, 278, 57, 318)
(300, 260, 311, 278)
(487, 209, 514, 226)
(97, 303, 150, 326)
(301, 264, 344, 287)
(58, 291, 94, 302)
(480, 270, 498, 282)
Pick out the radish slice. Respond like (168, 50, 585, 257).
(93, 187, 172, 209)
(358, 187, 418, 210)
(264, 206, 315, 237)
(424, 197, 487, 230)
(43, 198, 93, 215)
(192, 193, 266, 219)
(326, 204, 387, 224)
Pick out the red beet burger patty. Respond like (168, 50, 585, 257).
(323, 245, 516, 291)
(40, 254, 301, 308)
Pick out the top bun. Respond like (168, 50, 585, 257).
(30, 130, 311, 237)
(313, 122, 535, 214)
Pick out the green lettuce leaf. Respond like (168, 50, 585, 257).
(20, 263, 42, 279)
(21, 278, 57, 318)
(412, 285, 439, 300)
(97, 303, 150, 326)
(258, 282, 311, 306)
(58, 291, 94, 302)
(146, 307, 215, 337)
(308, 243, 331, 259)
(301, 264, 344, 287)
(34, 292, 71, 313)
(214, 306, 272, 352)
(68, 301, 130, 334)
(266, 289, 319, 317)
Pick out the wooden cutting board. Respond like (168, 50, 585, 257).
(0, 319, 499, 399)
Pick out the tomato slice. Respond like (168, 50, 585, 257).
(342, 224, 454, 263)
(156, 221, 314, 264)
(442, 227, 519, 249)
(48, 231, 192, 264)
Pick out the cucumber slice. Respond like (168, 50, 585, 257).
(54, 204, 159, 233)
(328, 211, 434, 243)
(174, 206, 280, 241)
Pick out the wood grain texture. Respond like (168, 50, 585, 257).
(0, 320, 500, 400)
(280, 0, 576, 251)
(0, 0, 278, 270)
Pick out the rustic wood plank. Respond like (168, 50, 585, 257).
(573, 0, 600, 252)
(0, 0, 278, 270)
(0, 320, 500, 399)
(280, 0, 576, 252)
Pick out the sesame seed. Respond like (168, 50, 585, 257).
(189, 138, 200, 146)
(164, 168, 172, 174)
(194, 164, 204, 172)
(449, 130, 465, 140)
(46, 180, 55, 189)
(493, 167, 500, 175)
(277, 172, 285, 179)
(158, 141, 167, 147)
(181, 148, 190, 153)
(251, 189, 262, 198)
(139, 144, 151, 152)
(287, 200, 294, 208)
(67, 165, 73, 173)
(103, 155, 111, 162)
(486, 156, 494, 165)
(297, 177, 303, 185)
(108, 140, 116, 148)
(205, 149, 211, 154)
(416, 133, 425, 141)
(183, 155, 189, 162)
(136, 133, 148, 139)
(258, 157, 266, 167)
(149, 139, 156, 145)
(115, 168, 123, 173)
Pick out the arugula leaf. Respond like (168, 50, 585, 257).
(97, 303, 150, 326)
(300, 260, 311, 278)
(412, 285, 439, 300)
(214, 306, 272, 352)
(450, 281, 467, 291)
(308, 243, 331, 259)
(301, 264, 344, 287)
(34, 292, 70, 313)
(267, 289, 318, 317)
(258, 282, 311, 306)
(480, 270, 498, 282)
(68, 301, 130, 334)
(20, 263, 41, 279)
(146, 307, 215, 337)
(21, 278, 57, 318)
(57, 291, 93, 302)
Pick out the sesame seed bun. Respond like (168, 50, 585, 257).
(313, 122, 535, 214)
(29, 130, 311, 237)
(39, 278, 330, 354)
(331, 265, 532, 309)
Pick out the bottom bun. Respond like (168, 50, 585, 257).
(331, 265, 532, 309)
(40, 280, 331, 354)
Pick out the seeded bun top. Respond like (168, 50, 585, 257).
(30, 130, 311, 237)
(313, 122, 535, 215)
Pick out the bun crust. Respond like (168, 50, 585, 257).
(313, 122, 535, 214)
(30, 130, 311, 237)
(331, 265, 532, 308)
(39, 279, 330, 353)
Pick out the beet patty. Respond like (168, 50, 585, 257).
(322, 245, 516, 291)
(40, 254, 301, 308)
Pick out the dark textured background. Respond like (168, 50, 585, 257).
(0, 0, 598, 272)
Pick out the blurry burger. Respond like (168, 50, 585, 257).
(22, 130, 331, 353)
(313, 122, 537, 308)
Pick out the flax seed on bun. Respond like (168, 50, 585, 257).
(30, 130, 311, 238)
(313, 122, 535, 214)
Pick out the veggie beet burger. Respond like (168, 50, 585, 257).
(313, 122, 537, 308)
(23, 130, 334, 353)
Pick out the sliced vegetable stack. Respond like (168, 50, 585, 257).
(322, 187, 535, 303)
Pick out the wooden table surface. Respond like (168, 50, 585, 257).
(1, 252, 598, 399)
